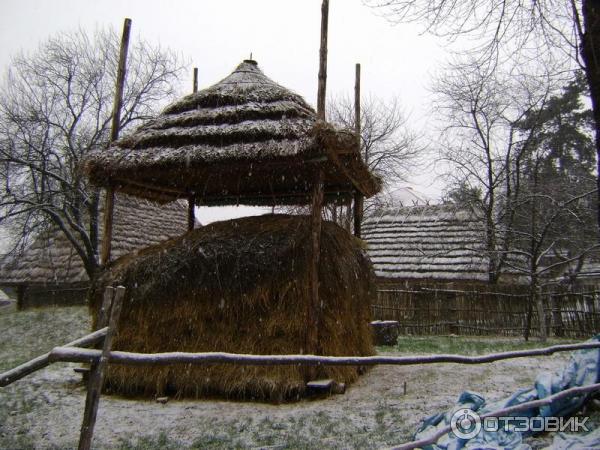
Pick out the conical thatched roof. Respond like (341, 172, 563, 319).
(0, 194, 188, 286)
(83, 60, 380, 206)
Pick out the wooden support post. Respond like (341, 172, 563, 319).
(316, 0, 329, 120)
(187, 194, 196, 231)
(306, 170, 324, 379)
(353, 63, 364, 238)
(187, 67, 199, 231)
(100, 187, 115, 265)
(354, 193, 363, 238)
(78, 286, 125, 450)
(16, 284, 26, 311)
(100, 18, 132, 266)
(354, 63, 361, 150)
(97, 286, 114, 329)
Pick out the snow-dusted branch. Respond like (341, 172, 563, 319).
(48, 341, 600, 368)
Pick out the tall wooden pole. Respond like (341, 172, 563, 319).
(353, 63, 364, 238)
(78, 286, 125, 450)
(306, 169, 324, 368)
(316, 0, 329, 120)
(306, 0, 329, 378)
(100, 18, 132, 266)
(188, 67, 199, 232)
(192, 67, 198, 94)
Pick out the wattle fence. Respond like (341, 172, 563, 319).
(372, 286, 600, 338)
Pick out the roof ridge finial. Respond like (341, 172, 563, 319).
(244, 53, 257, 66)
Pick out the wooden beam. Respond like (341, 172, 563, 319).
(187, 194, 196, 231)
(316, 0, 329, 120)
(78, 286, 125, 450)
(49, 340, 600, 367)
(355, 63, 361, 152)
(101, 18, 132, 266)
(306, 169, 324, 380)
(353, 193, 363, 238)
(99, 187, 115, 266)
(353, 62, 364, 238)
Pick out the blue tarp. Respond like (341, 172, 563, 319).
(412, 337, 600, 449)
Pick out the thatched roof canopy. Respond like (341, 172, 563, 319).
(83, 60, 381, 206)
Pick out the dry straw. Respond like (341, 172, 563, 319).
(89, 214, 375, 402)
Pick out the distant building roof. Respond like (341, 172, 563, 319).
(388, 186, 432, 207)
(0, 194, 188, 286)
(362, 203, 522, 283)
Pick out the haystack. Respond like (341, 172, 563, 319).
(90, 214, 376, 402)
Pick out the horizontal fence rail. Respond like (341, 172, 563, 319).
(47, 341, 600, 368)
(373, 286, 600, 338)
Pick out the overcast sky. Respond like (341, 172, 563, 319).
(0, 0, 448, 223)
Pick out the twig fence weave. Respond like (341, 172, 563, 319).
(373, 287, 600, 338)
(3, 285, 600, 449)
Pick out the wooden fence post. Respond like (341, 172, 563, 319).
(78, 286, 125, 450)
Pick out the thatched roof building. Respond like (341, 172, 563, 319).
(91, 215, 375, 401)
(82, 56, 379, 401)
(83, 60, 380, 206)
(362, 204, 524, 283)
(0, 194, 188, 307)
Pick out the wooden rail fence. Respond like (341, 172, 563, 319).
(3, 285, 600, 449)
(373, 287, 600, 338)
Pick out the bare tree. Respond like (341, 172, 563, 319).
(329, 94, 420, 187)
(279, 94, 420, 229)
(438, 62, 598, 340)
(0, 27, 186, 277)
(435, 59, 554, 284)
(366, 0, 600, 233)
(327, 94, 422, 227)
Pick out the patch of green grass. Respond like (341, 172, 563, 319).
(0, 305, 90, 371)
(384, 336, 580, 356)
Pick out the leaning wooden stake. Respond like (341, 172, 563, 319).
(353, 63, 364, 238)
(316, 0, 329, 120)
(100, 18, 132, 266)
(78, 286, 125, 450)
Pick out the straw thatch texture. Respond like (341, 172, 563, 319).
(0, 194, 188, 286)
(89, 214, 376, 402)
(362, 204, 524, 283)
(83, 60, 380, 206)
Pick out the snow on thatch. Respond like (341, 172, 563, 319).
(362, 204, 496, 282)
(83, 60, 380, 206)
(0, 194, 188, 286)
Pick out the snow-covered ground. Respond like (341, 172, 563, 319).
(0, 303, 589, 449)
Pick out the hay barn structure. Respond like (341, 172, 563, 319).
(0, 194, 188, 309)
(83, 60, 379, 206)
(83, 55, 381, 401)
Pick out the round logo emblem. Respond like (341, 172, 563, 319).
(450, 408, 481, 440)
